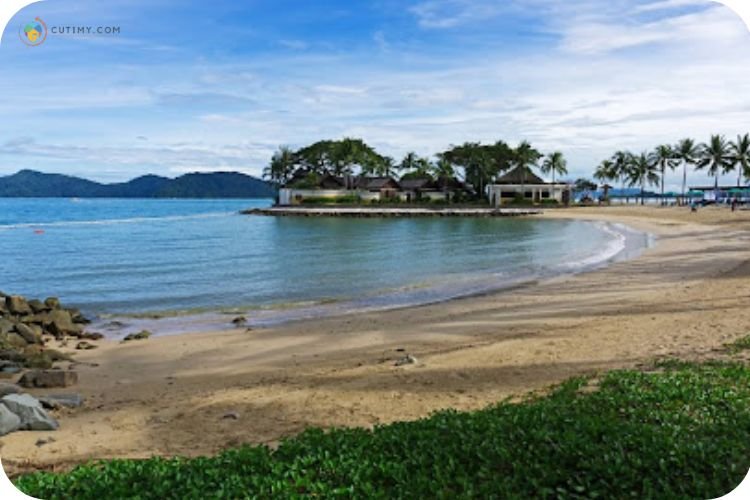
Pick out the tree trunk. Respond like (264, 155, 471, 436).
(682, 163, 687, 206)
(661, 164, 665, 206)
(641, 182, 645, 206)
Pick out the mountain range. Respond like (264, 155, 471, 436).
(0, 170, 276, 198)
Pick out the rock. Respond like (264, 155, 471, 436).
(5, 332, 28, 349)
(28, 299, 49, 314)
(123, 330, 151, 342)
(45, 310, 82, 338)
(69, 309, 91, 324)
(0, 404, 21, 436)
(18, 370, 78, 388)
(0, 382, 21, 397)
(231, 316, 247, 326)
(44, 297, 60, 310)
(0, 318, 14, 335)
(222, 411, 240, 420)
(14, 323, 41, 345)
(76, 341, 97, 350)
(80, 332, 104, 341)
(6, 296, 32, 315)
(1, 394, 59, 431)
(394, 354, 418, 367)
(38, 394, 84, 409)
(0, 360, 23, 374)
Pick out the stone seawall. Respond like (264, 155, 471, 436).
(242, 207, 543, 217)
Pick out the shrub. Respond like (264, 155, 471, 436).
(16, 362, 750, 499)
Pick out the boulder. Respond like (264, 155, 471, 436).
(0, 404, 21, 436)
(1, 394, 59, 431)
(5, 332, 28, 349)
(27, 299, 49, 314)
(18, 370, 78, 388)
(75, 341, 97, 350)
(38, 393, 84, 409)
(44, 297, 60, 310)
(6, 296, 32, 315)
(14, 323, 41, 345)
(123, 330, 152, 342)
(0, 318, 14, 335)
(80, 332, 104, 341)
(45, 310, 81, 338)
(0, 382, 21, 397)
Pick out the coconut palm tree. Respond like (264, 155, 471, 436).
(541, 151, 568, 202)
(696, 135, 734, 192)
(611, 151, 634, 203)
(675, 138, 700, 205)
(627, 152, 660, 205)
(653, 144, 677, 205)
(594, 160, 617, 202)
(730, 134, 750, 187)
(400, 152, 420, 174)
(513, 141, 543, 193)
(262, 146, 298, 187)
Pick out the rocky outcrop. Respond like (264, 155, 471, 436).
(19, 370, 79, 389)
(0, 292, 98, 371)
(1, 394, 59, 431)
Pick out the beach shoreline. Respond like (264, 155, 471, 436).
(3, 206, 750, 474)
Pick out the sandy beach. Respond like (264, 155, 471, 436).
(3, 206, 750, 475)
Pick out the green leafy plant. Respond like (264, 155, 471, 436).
(16, 362, 750, 499)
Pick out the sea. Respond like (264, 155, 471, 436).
(0, 198, 652, 337)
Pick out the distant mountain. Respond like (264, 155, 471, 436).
(0, 170, 276, 198)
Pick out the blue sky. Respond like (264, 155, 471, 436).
(0, 0, 749, 189)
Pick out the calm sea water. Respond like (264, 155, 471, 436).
(0, 198, 649, 335)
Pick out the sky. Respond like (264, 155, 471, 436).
(0, 0, 749, 189)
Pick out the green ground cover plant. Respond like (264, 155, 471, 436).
(16, 361, 750, 499)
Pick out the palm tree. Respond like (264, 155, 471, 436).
(513, 140, 542, 193)
(262, 146, 297, 187)
(594, 159, 616, 200)
(541, 151, 568, 201)
(653, 144, 677, 205)
(400, 152, 420, 173)
(611, 151, 633, 203)
(627, 152, 659, 205)
(431, 157, 455, 181)
(730, 134, 750, 187)
(675, 138, 700, 205)
(697, 135, 734, 193)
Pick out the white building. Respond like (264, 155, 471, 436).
(487, 167, 571, 207)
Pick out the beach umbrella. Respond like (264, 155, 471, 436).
(687, 190, 704, 197)
(728, 188, 744, 195)
(663, 191, 678, 198)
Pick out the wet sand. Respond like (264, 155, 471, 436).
(3, 205, 750, 475)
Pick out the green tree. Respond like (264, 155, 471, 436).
(262, 146, 298, 186)
(594, 159, 616, 199)
(730, 134, 750, 187)
(675, 138, 700, 204)
(697, 135, 734, 191)
(653, 144, 677, 205)
(513, 140, 543, 193)
(541, 151, 568, 201)
(611, 151, 634, 203)
(627, 152, 659, 205)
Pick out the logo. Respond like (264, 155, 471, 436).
(18, 16, 46, 46)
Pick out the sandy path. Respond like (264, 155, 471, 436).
(3, 206, 750, 474)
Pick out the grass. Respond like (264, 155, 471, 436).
(15, 361, 750, 499)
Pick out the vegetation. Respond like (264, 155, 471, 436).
(265, 131, 750, 205)
(16, 361, 750, 499)
(592, 132, 750, 203)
